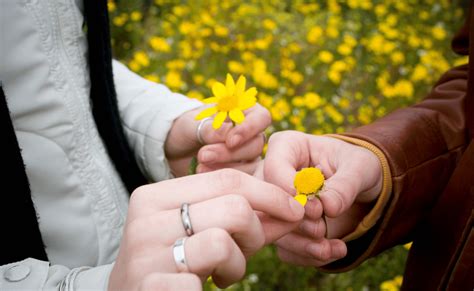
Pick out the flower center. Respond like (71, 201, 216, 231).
(217, 95, 238, 111)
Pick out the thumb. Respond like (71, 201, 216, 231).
(318, 168, 361, 218)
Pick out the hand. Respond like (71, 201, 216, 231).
(164, 104, 271, 177)
(138, 273, 202, 291)
(263, 131, 383, 266)
(108, 169, 304, 290)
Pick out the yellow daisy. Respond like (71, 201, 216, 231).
(293, 167, 325, 206)
(195, 74, 257, 129)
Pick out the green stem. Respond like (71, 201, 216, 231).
(188, 156, 198, 175)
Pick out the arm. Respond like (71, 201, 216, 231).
(113, 61, 271, 178)
(323, 62, 469, 271)
(112, 60, 202, 181)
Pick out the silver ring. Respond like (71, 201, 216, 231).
(197, 117, 212, 145)
(173, 237, 189, 272)
(180, 203, 194, 236)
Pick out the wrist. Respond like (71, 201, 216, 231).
(325, 134, 393, 242)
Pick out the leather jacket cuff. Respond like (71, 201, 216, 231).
(325, 134, 393, 242)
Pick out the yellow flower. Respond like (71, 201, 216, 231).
(432, 26, 447, 40)
(107, 0, 116, 12)
(307, 26, 323, 44)
(319, 50, 334, 63)
(130, 11, 142, 22)
(149, 36, 171, 52)
(196, 74, 257, 129)
(293, 167, 325, 206)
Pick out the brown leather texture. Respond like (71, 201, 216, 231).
(323, 3, 474, 290)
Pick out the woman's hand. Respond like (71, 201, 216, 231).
(165, 104, 271, 177)
(262, 131, 383, 266)
(108, 169, 304, 290)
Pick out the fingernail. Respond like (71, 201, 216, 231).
(229, 134, 242, 148)
(200, 151, 217, 163)
(288, 197, 305, 218)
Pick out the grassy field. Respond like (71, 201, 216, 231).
(109, 0, 467, 289)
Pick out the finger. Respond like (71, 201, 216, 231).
(182, 228, 247, 288)
(199, 119, 234, 145)
(132, 169, 304, 222)
(276, 233, 347, 263)
(263, 131, 312, 195)
(297, 218, 327, 240)
(139, 273, 202, 291)
(304, 198, 324, 220)
(145, 195, 265, 256)
(318, 164, 363, 218)
(253, 160, 265, 180)
(196, 159, 261, 175)
(257, 212, 301, 244)
(276, 232, 332, 261)
(198, 134, 264, 164)
(226, 104, 271, 148)
(277, 246, 340, 267)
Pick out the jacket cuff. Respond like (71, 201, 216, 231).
(142, 96, 201, 181)
(72, 263, 113, 290)
(325, 134, 393, 242)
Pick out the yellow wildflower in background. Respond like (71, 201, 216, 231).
(293, 167, 325, 206)
(196, 74, 257, 129)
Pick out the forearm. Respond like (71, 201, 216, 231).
(112, 60, 201, 181)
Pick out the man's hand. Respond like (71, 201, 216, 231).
(263, 131, 383, 266)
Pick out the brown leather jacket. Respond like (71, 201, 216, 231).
(325, 3, 474, 290)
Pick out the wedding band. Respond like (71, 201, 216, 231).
(197, 117, 212, 145)
(173, 237, 189, 272)
(180, 203, 194, 236)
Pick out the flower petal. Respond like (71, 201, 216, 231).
(212, 111, 227, 129)
(202, 97, 219, 104)
(195, 106, 217, 120)
(235, 75, 246, 96)
(243, 87, 258, 99)
(225, 73, 235, 96)
(212, 82, 227, 98)
(294, 194, 307, 206)
(229, 109, 245, 124)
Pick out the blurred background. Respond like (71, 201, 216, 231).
(108, 0, 468, 290)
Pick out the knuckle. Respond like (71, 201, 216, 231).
(139, 273, 161, 290)
(316, 240, 331, 261)
(268, 130, 301, 145)
(214, 168, 244, 191)
(267, 186, 288, 212)
(129, 185, 148, 206)
(124, 216, 151, 247)
(207, 228, 234, 263)
(224, 195, 253, 228)
(313, 219, 326, 238)
(181, 274, 202, 290)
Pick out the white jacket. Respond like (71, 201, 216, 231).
(0, 0, 201, 289)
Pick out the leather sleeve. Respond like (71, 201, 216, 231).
(321, 18, 471, 271)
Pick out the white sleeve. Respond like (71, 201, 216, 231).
(112, 60, 202, 182)
(0, 258, 113, 290)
